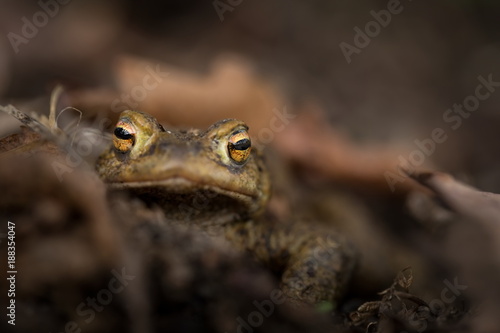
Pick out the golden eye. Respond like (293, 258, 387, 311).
(113, 120, 136, 153)
(228, 130, 251, 164)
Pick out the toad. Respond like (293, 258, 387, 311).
(96, 110, 355, 305)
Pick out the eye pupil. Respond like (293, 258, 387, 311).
(114, 127, 133, 140)
(227, 130, 251, 164)
(233, 138, 251, 151)
(113, 120, 136, 153)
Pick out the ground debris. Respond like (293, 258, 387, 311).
(348, 268, 469, 333)
(0, 143, 335, 333)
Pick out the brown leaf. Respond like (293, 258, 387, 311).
(409, 170, 500, 225)
(114, 55, 286, 134)
(409, 170, 500, 262)
(273, 105, 430, 195)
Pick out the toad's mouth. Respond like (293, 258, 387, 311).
(107, 177, 256, 226)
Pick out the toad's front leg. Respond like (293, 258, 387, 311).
(226, 221, 357, 305)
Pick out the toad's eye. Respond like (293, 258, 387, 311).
(113, 121, 136, 153)
(227, 130, 251, 164)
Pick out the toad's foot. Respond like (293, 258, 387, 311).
(227, 220, 357, 305)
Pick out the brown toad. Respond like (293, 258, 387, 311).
(96, 110, 355, 305)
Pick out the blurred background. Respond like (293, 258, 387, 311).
(2, 1, 500, 332)
(0, 0, 499, 191)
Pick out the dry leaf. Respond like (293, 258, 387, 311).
(114, 55, 287, 134)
